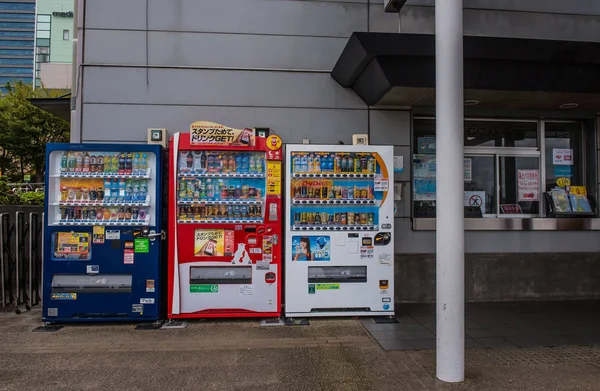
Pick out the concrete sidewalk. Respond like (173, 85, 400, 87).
(1, 309, 600, 391)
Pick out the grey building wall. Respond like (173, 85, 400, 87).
(80, 1, 600, 301)
(400, 0, 600, 41)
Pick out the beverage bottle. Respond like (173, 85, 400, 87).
(133, 153, 140, 175)
(97, 186, 104, 201)
(293, 154, 300, 173)
(139, 209, 147, 220)
(179, 151, 188, 173)
(98, 155, 105, 173)
(60, 152, 69, 172)
(103, 207, 111, 220)
(334, 154, 341, 173)
(125, 207, 132, 220)
(256, 155, 263, 173)
(117, 207, 124, 220)
(341, 156, 347, 172)
(82, 152, 90, 172)
(240, 154, 248, 173)
(193, 151, 202, 172)
(249, 154, 256, 173)
(229, 154, 236, 173)
(186, 152, 193, 170)
(140, 153, 147, 175)
(235, 154, 243, 173)
(367, 156, 375, 173)
(215, 155, 222, 174)
(140, 181, 147, 201)
(118, 153, 125, 174)
(110, 154, 117, 173)
(68, 152, 76, 172)
(314, 155, 321, 172)
(125, 153, 133, 174)
(198, 181, 205, 199)
(125, 179, 133, 202)
(354, 156, 362, 173)
(117, 178, 126, 201)
(207, 180, 214, 199)
(207, 154, 215, 173)
(348, 154, 354, 172)
(200, 151, 207, 172)
(179, 179, 187, 199)
(132, 180, 140, 202)
(307, 155, 314, 173)
(103, 178, 111, 201)
(75, 152, 83, 172)
(91, 155, 98, 172)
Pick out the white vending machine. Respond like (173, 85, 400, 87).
(284, 145, 394, 317)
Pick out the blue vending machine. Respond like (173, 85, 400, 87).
(43, 143, 164, 322)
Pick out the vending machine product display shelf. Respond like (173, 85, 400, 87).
(178, 172, 264, 178)
(51, 197, 150, 207)
(52, 218, 150, 226)
(178, 218, 263, 224)
(292, 173, 375, 179)
(292, 199, 375, 205)
(178, 199, 262, 205)
(52, 170, 151, 179)
(291, 224, 377, 231)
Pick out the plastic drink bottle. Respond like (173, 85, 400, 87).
(193, 152, 202, 172)
(140, 153, 147, 174)
(60, 152, 69, 172)
(133, 153, 140, 175)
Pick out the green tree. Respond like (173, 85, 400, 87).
(0, 81, 70, 182)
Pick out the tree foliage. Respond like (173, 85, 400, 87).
(0, 81, 70, 182)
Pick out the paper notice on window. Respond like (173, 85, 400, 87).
(553, 148, 573, 166)
(518, 169, 539, 202)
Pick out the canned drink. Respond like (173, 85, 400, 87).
(249, 205, 256, 217)
(301, 212, 307, 224)
(368, 213, 374, 225)
(96, 208, 104, 220)
(360, 213, 368, 225)
(194, 207, 201, 220)
(361, 188, 368, 199)
(132, 208, 139, 220)
(74, 207, 82, 220)
(117, 207, 124, 220)
(234, 205, 241, 218)
(328, 214, 334, 224)
(186, 207, 194, 220)
(256, 205, 262, 217)
(321, 212, 328, 225)
(340, 212, 347, 225)
(61, 208, 68, 220)
(308, 213, 314, 224)
(242, 206, 249, 218)
(347, 212, 355, 225)
(179, 207, 186, 220)
(301, 184, 307, 198)
(294, 212, 301, 225)
(314, 213, 321, 225)
(334, 213, 340, 224)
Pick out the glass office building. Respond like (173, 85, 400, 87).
(0, 0, 35, 93)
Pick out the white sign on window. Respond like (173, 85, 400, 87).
(553, 148, 573, 166)
(517, 169, 539, 202)
(463, 191, 486, 214)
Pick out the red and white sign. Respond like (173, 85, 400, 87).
(518, 169, 539, 202)
(553, 148, 573, 166)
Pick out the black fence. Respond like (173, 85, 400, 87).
(0, 208, 43, 314)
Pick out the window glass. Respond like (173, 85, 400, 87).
(0, 22, 34, 29)
(0, 31, 34, 37)
(0, 67, 32, 74)
(464, 156, 496, 215)
(36, 22, 50, 31)
(37, 14, 51, 23)
(63, 29, 69, 40)
(464, 120, 537, 147)
(0, 49, 32, 56)
(0, 40, 34, 47)
(0, 12, 35, 20)
(499, 157, 539, 214)
(0, 3, 35, 11)
(544, 122, 582, 191)
(36, 30, 50, 39)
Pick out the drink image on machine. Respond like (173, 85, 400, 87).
(168, 122, 282, 320)
(285, 145, 394, 318)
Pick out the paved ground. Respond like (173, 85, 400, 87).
(1, 307, 600, 391)
(364, 300, 600, 350)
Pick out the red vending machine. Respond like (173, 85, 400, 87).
(167, 122, 283, 319)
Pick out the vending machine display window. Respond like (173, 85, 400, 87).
(51, 232, 92, 260)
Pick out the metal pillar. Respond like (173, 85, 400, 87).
(435, 0, 465, 383)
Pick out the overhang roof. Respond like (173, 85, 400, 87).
(331, 32, 600, 110)
(28, 95, 71, 122)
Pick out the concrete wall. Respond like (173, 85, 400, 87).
(400, 0, 600, 41)
(40, 62, 70, 88)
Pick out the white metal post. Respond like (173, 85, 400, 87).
(435, 0, 465, 383)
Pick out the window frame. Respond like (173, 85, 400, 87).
(412, 117, 587, 219)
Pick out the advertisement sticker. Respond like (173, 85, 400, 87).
(517, 169, 539, 202)
(92, 226, 105, 244)
(316, 283, 340, 290)
(140, 298, 155, 304)
(553, 148, 573, 165)
(292, 236, 330, 261)
(106, 230, 120, 240)
(190, 121, 254, 146)
(134, 238, 149, 253)
(124, 240, 134, 249)
(308, 284, 316, 294)
(124, 249, 134, 264)
(53, 232, 90, 260)
(190, 284, 219, 293)
(132, 304, 143, 313)
(393, 156, 404, 173)
(267, 160, 282, 196)
(86, 265, 99, 274)
(194, 229, 234, 257)
(146, 279, 155, 293)
(374, 178, 389, 192)
(239, 285, 255, 296)
(463, 191, 486, 213)
(51, 293, 77, 300)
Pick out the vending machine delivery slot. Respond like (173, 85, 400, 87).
(285, 145, 394, 317)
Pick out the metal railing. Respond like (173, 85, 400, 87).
(0, 211, 43, 313)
